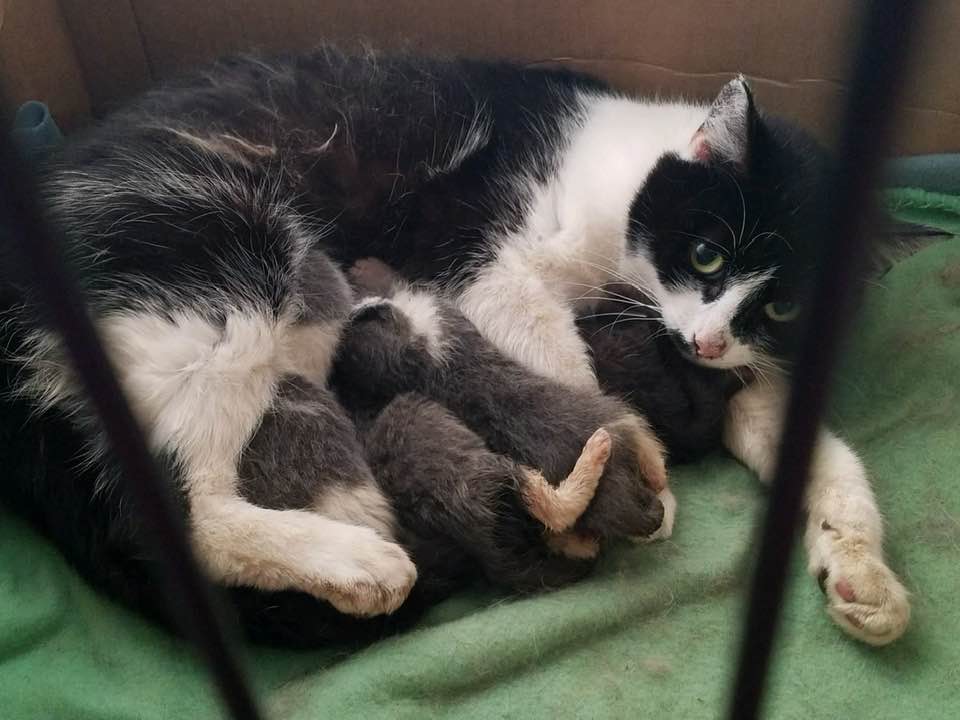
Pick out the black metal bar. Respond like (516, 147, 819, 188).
(727, 2, 927, 718)
(0, 129, 264, 720)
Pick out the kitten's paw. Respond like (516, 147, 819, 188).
(318, 530, 418, 617)
(348, 257, 399, 297)
(812, 531, 910, 645)
(547, 531, 601, 559)
(636, 488, 677, 543)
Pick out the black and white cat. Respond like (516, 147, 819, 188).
(0, 47, 908, 645)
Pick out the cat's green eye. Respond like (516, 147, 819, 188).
(764, 300, 801, 322)
(690, 243, 725, 275)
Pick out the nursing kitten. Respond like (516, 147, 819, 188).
(577, 283, 740, 463)
(1, 47, 914, 644)
(335, 257, 667, 534)
(334, 259, 667, 539)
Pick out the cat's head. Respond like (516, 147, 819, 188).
(624, 77, 828, 371)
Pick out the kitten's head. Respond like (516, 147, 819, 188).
(625, 77, 828, 371)
(625, 83, 950, 372)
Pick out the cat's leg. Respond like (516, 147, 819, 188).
(189, 496, 415, 616)
(351, 255, 596, 388)
(724, 379, 910, 645)
(25, 309, 417, 616)
(457, 256, 599, 390)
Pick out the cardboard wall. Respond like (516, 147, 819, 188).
(2, 1, 959, 153)
(0, 0, 89, 130)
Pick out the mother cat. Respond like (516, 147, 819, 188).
(0, 47, 907, 645)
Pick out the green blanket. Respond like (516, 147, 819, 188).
(2, 194, 959, 719)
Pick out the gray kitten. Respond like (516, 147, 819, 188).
(333, 259, 667, 541)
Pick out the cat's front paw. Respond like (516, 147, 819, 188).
(318, 531, 418, 617)
(811, 529, 910, 646)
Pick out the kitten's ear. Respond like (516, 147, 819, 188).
(867, 216, 954, 277)
(688, 75, 755, 167)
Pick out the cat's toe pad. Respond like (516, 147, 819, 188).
(814, 533, 910, 646)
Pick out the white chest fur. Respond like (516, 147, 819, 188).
(457, 94, 708, 387)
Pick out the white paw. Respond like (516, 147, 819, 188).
(636, 488, 677, 543)
(318, 529, 418, 617)
(811, 529, 910, 646)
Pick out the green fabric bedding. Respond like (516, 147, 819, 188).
(2, 191, 959, 719)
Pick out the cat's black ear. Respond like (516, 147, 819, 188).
(689, 75, 755, 167)
(867, 216, 953, 277)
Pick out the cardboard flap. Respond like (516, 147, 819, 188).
(3, 1, 958, 153)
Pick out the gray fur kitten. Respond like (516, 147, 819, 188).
(333, 259, 667, 540)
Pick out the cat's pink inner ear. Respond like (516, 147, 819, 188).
(689, 130, 712, 163)
(687, 76, 753, 167)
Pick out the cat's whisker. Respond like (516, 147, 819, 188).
(590, 313, 663, 337)
(688, 208, 737, 250)
(560, 274, 662, 312)
(671, 230, 728, 255)
(732, 366, 746, 387)
(720, 167, 748, 252)
(578, 248, 660, 290)
(578, 311, 661, 323)
(743, 230, 792, 255)
(575, 254, 663, 306)
(561, 283, 662, 313)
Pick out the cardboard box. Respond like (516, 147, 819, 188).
(2, 1, 958, 153)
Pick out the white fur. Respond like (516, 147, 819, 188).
(314, 480, 397, 541)
(459, 94, 711, 389)
(390, 287, 450, 361)
(640, 488, 678, 543)
(458, 248, 598, 389)
(658, 272, 772, 369)
(430, 104, 492, 176)
(724, 378, 910, 644)
(191, 494, 415, 616)
(354, 289, 451, 362)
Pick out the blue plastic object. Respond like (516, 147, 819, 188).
(11, 101, 64, 158)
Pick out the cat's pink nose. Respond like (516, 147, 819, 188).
(694, 333, 728, 359)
